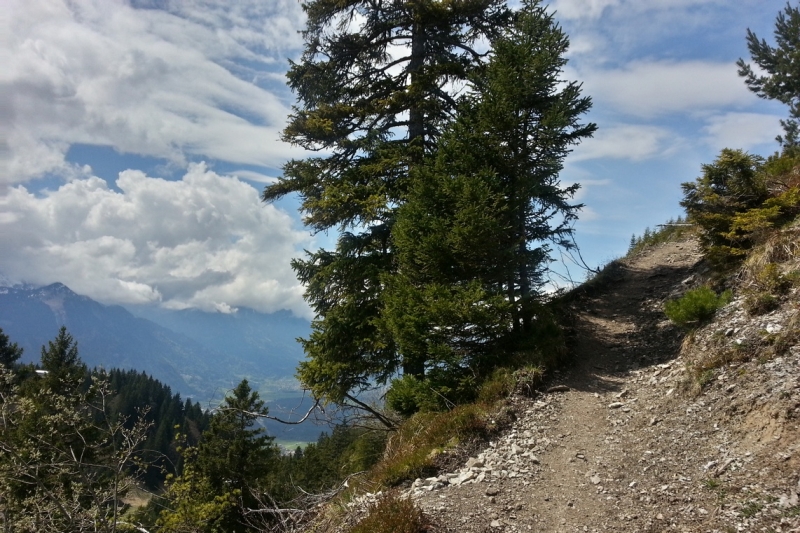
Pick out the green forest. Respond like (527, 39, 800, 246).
(2, 0, 800, 532)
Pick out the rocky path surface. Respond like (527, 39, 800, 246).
(408, 240, 800, 533)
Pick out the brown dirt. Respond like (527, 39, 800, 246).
(412, 239, 800, 533)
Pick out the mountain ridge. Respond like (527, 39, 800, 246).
(0, 282, 309, 404)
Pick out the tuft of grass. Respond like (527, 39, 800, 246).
(664, 287, 732, 328)
(784, 505, 800, 518)
(740, 500, 764, 518)
(696, 369, 715, 388)
(348, 492, 428, 533)
(702, 478, 729, 502)
(369, 403, 491, 487)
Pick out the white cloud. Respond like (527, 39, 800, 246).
(570, 124, 674, 161)
(2, 0, 305, 185)
(0, 163, 312, 317)
(550, 0, 622, 20)
(551, 0, 729, 21)
(702, 112, 782, 151)
(576, 61, 752, 118)
(227, 170, 278, 184)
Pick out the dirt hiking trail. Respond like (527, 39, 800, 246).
(410, 239, 800, 533)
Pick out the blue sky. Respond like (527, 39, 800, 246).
(0, 0, 788, 317)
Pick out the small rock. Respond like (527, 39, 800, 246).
(490, 519, 502, 528)
(466, 457, 484, 468)
(591, 474, 602, 485)
(608, 402, 624, 409)
(779, 492, 799, 508)
(486, 487, 500, 496)
(547, 385, 571, 393)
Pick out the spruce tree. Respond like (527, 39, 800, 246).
(0, 330, 150, 533)
(737, 2, 800, 147)
(384, 0, 595, 406)
(159, 380, 277, 532)
(0, 328, 22, 368)
(40, 326, 86, 396)
(264, 0, 514, 417)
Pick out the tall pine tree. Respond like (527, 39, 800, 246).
(158, 380, 277, 533)
(264, 0, 513, 419)
(384, 0, 595, 406)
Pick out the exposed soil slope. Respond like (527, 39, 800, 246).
(408, 239, 800, 533)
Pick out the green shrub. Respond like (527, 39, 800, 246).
(477, 368, 516, 404)
(386, 375, 442, 417)
(664, 287, 732, 327)
(349, 492, 427, 533)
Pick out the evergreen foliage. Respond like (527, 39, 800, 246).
(266, 0, 594, 420)
(39, 326, 87, 396)
(158, 380, 279, 533)
(680, 149, 768, 264)
(0, 328, 23, 368)
(737, 2, 800, 147)
(627, 216, 692, 256)
(264, 0, 515, 417)
(664, 287, 732, 328)
(681, 149, 800, 266)
(106, 368, 210, 489)
(383, 2, 595, 408)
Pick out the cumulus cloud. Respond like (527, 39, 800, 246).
(2, 0, 305, 185)
(0, 163, 312, 317)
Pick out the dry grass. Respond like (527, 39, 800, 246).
(348, 492, 429, 533)
(739, 228, 800, 284)
(369, 403, 491, 487)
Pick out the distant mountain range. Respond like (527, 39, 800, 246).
(0, 282, 310, 406)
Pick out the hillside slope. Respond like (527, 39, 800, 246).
(403, 238, 799, 532)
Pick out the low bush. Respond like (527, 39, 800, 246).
(348, 492, 427, 533)
(386, 375, 448, 417)
(664, 287, 732, 328)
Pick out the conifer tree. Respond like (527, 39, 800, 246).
(0, 328, 22, 368)
(0, 329, 150, 533)
(40, 326, 86, 396)
(264, 0, 514, 417)
(384, 0, 595, 404)
(159, 380, 277, 532)
(737, 2, 800, 147)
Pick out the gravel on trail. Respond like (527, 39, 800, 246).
(399, 240, 800, 533)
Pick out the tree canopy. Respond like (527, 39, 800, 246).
(265, 0, 594, 420)
(383, 2, 595, 405)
